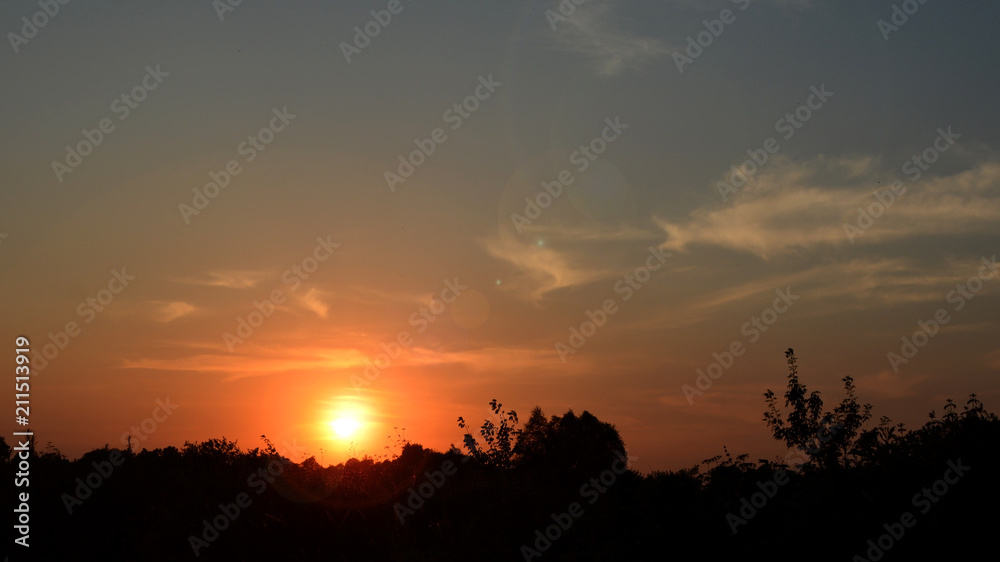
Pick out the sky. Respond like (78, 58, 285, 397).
(2, 0, 999, 472)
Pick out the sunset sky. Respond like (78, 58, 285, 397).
(2, 0, 998, 472)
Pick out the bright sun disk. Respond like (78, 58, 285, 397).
(330, 417, 360, 438)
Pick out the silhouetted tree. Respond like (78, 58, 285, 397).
(8, 353, 998, 561)
(763, 348, 873, 468)
(512, 407, 627, 477)
(457, 398, 520, 469)
(512, 406, 548, 462)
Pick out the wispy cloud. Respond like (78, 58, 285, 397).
(486, 217, 660, 301)
(120, 343, 556, 382)
(549, 4, 672, 77)
(405, 345, 557, 373)
(174, 270, 272, 289)
(628, 256, 985, 333)
(120, 346, 368, 381)
(150, 301, 196, 322)
(656, 156, 1000, 259)
(486, 237, 612, 301)
(298, 288, 330, 319)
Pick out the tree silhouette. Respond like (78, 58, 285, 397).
(7, 350, 998, 560)
(457, 398, 520, 469)
(513, 407, 627, 477)
(763, 348, 873, 468)
(512, 406, 548, 462)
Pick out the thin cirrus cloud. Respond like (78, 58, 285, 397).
(151, 301, 196, 323)
(298, 288, 331, 319)
(547, 4, 673, 77)
(656, 155, 1000, 259)
(403, 345, 556, 374)
(625, 257, 957, 333)
(121, 346, 369, 382)
(487, 216, 660, 301)
(120, 342, 555, 383)
(551, 0, 811, 79)
(174, 270, 274, 289)
(485, 234, 634, 302)
(486, 239, 606, 301)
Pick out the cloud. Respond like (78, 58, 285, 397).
(120, 343, 556, 383)
(486, 237, 612, 301)
(627, 256, 981, 334)
(298, 288, 330, 319)
(549, 4, 672, 77)
(405, 345, 556, 373)
(656, 156, 1000, 259)
(121, 346, 368, 381)
(487, 214, 661, 301)
(175, 270, 272, 289)
(151, 301, 196, 322)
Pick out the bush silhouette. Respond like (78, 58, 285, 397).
(456, 398, 520, 469)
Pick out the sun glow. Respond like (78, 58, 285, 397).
(330, 417, 361, 438)
(322, 395, 373, 443)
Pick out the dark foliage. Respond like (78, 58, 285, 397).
(3, 351, 998, 560)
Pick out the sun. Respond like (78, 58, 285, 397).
(320, 395, 373, 447)
(330, 417, 361, 439)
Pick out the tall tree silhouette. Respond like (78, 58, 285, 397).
(513, 407, 626, 476)
(763, 348, 873, 468)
